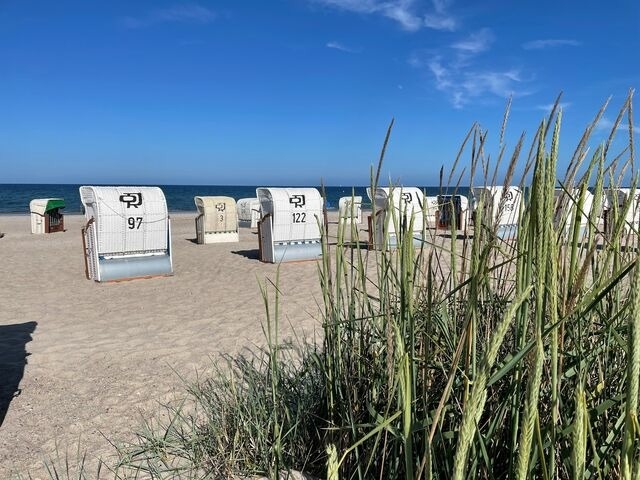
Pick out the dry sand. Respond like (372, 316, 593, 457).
(0, 213, 339, 477)
(0, 211, 460, 478)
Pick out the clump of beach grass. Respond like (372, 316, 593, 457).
(24, 90, 640, 479)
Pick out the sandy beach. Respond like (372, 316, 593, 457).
(0, 213, 344, 477)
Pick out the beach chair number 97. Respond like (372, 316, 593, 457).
(127, 217, 143, 229)
(292, 212, 306, 223)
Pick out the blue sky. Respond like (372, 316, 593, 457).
(1, 0, 639, 185)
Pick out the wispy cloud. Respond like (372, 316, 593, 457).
(312, 0, 457, 32)
(326, 41, 359, 53)
(425, 57, 526, 108)
(536, 102, 571, 112)
(522, 38, 581, 50)
(596, 116, 640, 134)
(411, 28, 531, 108)
(452, 28, 494, 54)
(424, 0, 457, 31)
(121, 4, 216, 29)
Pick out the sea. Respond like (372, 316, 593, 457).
(0, 184, 465, 214)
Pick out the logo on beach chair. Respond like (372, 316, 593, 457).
(215, 203, 226, 212)
(401, 193, 413, 203)
(504, 190, 515, 202)
(119, 193, 143, 209)
(289, 195, 306, 208)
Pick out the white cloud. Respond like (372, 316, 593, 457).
(313, 0, 458, 32)
(424, 0, 457, 31)
(326, 41, 358, 53)
(384, 2, 423, 31)
(596, 116, 640, 134)
(452, 28, 494, 54)
(121, 4, 216, 28)
(414, 43, 529, 109)
(428, 58, 452, 90)
(409, 27, 532, 108)
(522, 39, 581, 50)
(536, 102, 572, 112)
(462, 70, 522, 98)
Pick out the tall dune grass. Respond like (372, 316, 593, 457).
(26, 91, 640, 479)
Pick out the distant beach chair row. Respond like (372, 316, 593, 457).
(21, 185, 640, 282)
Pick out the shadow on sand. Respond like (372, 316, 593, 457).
(0, 321, 36, 426)
(232, 249, 260, 260)
(437, 233, 473, 240)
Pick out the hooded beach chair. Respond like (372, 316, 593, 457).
(30, 198, 65, 234)
(256, 187, 323, 263)
(471, 186, 522, 239)
(553, 188, 596, 239)
(194, 196, 239, 244)
(237, 197, 261, 228)
(79, 186, 173, 282)
(436, 194, 469, 231)
(338, 196, 362, 225)
(604, 188, 640, 235)
(366, 186, 426, 249)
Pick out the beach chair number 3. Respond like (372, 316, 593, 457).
(127, 217, 143, 229)
(292, 212, 306, 223)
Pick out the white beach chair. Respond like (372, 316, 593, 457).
(604, 188, 640, 235)
(194, 196, 239, 244)
(366, 187, 426, 249)
(30, 198, 65, 234)
(237, 197, 261, 228)
(338, 196, 362, 225)
(424, 196, 440, 229)
(435, 194, 469, 231)
(553, 188, 596, 239)
(79, 186, 173, 282)
(471, 186, 522, 239)
(256, 187, 323, 263)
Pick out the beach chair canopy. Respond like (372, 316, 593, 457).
(79, 186, 172, 281)
(29, 198, 65, 216)
(471, 186, 522, 227)
(194, 196, 237, 234)
(554, 188, 595, 229)
(437, 194, 469, 210)
(256, 187, 323, 262)
(366, 187, 426, 249)
(436, 194, 470, 230)
(605, 188, 640, 230)
(30, 198, 65, 234)
(80, 186, 169, 255)
(338, 196, 362, 222)
(425, 196, 440, 214)
(256, 187, 323, 242)
(237, 197, 261, 226)
(367, 187, 426, 232)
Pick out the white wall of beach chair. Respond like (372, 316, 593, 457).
(194, 196, 239, 244)
(471, 186, 522, 239)
(604, 188, 640, 234)
(425, 196, 440, 228)
(79, 186, 173, 282)
(30, 198, 65, 234)
(237, 197, 261, 228)
(436, 194, 469, 231)
(553, 188, 595, 239)
(367, 187, 426, 249)
(338, 196, 362, 225)
(256, 187, 323, 263)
